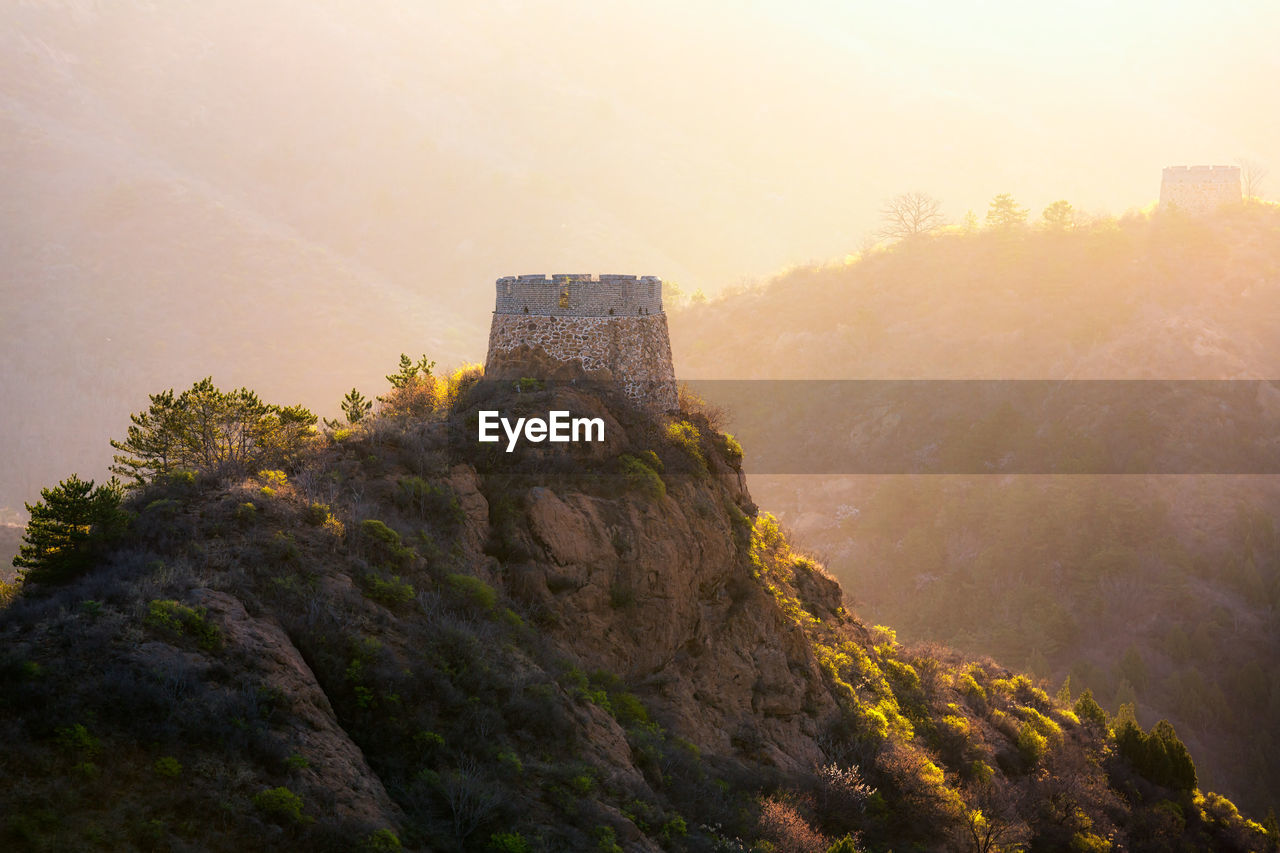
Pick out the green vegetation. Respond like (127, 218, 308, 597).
(144, 599, 223, 651)
(258, 469, 287, 489)
(110, 377, 316, 484)
(56, 723, 100, 757)
(766, 474, 1278, 816)
(617, 454, 665, 500)
(665, 420, 705, 469)
(1074, 689, 1108, 729)
(325, 387, 373, 429)
(252, 786, 309, 824)
(513, 377, 542, 393)
(487, 831, 530, 852)
(360, 519, 414, 569)
(361, 572, 416, 607)
(385, 353, 436, 389)
(750, 514, 820, 625)
(153, 756, 182, 778)
(0, 352, 1270, 852)
(718, 432, 744, 467)
(986, 192, 1029, 229)
(447, 573, 497, 610)
(1114, 705, 1198, 791)
(378, 353, 438, 417)
(395, 476, 463, 526)
(360, 828, 403, 851)
(13, 475, 129, 585)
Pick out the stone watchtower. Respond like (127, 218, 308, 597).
(484, 274, 678, 412)
(1159, 165, 1241, 214)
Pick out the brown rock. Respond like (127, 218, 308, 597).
(187, 588, 402, 828)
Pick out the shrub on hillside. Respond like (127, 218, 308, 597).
(252, 786, 310, 824)
(666, 421, 706, 470)
(718, 432, 744, 468)
(361, 572, 415, 607)
(813, 763, 875, 835)
(144, 599, 223, 651)
(1073, 689, 1108, 730)
(395, 477, 463, 527)
(359, 519, 414, 569)
(447, 574, 497, 611)
(757, 796, 830, 853)
(618, 454, 666, 500)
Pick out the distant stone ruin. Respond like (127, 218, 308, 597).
(484, 274, 678, 412)
(1159, 165, 1241, 214)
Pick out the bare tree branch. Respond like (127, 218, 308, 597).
(1237, 158, 1269, 200)
(877, 191, 945, 241)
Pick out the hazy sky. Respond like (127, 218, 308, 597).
(2, 0, 1278, 510)
(429, 0, 1278, 284)
(6, 0, 1277, 294)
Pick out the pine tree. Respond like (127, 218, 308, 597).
(1056, 676, 1073, 706)
(14, 475, 129, 585)
(1073, 689, 1107, 729)
(1042, 200, 1075, 230)
(385, 354, 435, 389)
(111, 378, 316, 483)
(378, 354, 440, 417)
(986, 193, 1029, 229)
(340, 388, 372, 424)
(324, 388, 374, 430)
(1148, 720, 1197, 791)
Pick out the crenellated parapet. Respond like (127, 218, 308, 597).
(1159, 165, 1242, 214)
(1161, 165, 1240, 183)
(494, 274, 664, 317)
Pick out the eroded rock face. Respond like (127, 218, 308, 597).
(0, 380, 857, 849)
(187, 589, 402, 827)
(448, 463, 491, 560)
(473, 452, 843, 776)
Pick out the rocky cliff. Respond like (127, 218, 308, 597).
(0, 378, 1270, 851)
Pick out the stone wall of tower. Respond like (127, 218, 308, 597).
(495, 274, 664, 316)
(484, 275, 678, 412)
(1160, 165, 1242, 215)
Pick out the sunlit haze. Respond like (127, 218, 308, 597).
(2, 0, 1278, 509)
(5, 2, 1280, 838)
(4, 1, 1276, 298)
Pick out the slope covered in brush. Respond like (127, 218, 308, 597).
(1, 369, 1273, 851)
(668, 203, 1280, 818)
(671, 204, 1280, 380)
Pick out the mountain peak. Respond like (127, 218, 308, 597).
(0, 375, 1268, 851)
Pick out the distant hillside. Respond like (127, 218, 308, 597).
(669, 203, 1280, 818)
(1, 374, 1269, 851)
(671, 204, 1280, 379)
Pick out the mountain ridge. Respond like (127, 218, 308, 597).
(666, 204, 1280, 818)
(1, 373, 1270, 851)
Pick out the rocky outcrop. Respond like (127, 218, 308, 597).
(185, 589, 401, 827)
(461, 411, 844, 776)
(6, 379, 1262, 852)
